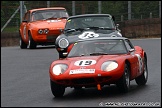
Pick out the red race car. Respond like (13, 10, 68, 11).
(49, 37, 148, 97)
(19, 7, 69, 49)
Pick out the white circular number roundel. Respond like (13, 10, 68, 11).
(78, 31, 99, 39)
(135, 54, 143, 73)
(74, 60, 96, 66)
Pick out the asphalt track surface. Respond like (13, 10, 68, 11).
(1, 38, 161, 107)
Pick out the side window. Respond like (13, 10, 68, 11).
(23, 13, 27, 21)
(124, 39, 134, 50)
(26, 12, 30, 22)
(23, 12, 30, 22)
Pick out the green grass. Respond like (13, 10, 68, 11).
(2, 26, 19, 33)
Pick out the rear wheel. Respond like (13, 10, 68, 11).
(135, 56, 148, 85)
(50, 80, 65, 97)
(28, 32, 37, 49)
(116, 63, 130, 93)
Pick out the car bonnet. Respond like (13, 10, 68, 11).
(65, 55, 122, 71)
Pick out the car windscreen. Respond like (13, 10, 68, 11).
(32, 9, 69, 21)
(65, 16, 115, 30)
(67, 39, 127, 57)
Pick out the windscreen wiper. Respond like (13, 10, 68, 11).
(64, 28, 84, 33)
(45, 17, 58, 20)
(86, 26, 115, 30)
(67, 54, 85, 58)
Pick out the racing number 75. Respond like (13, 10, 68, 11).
(83, 33, 94, 38)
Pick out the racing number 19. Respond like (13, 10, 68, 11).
(79, 60, 92, 66)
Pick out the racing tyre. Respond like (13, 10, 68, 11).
(28, 32, 37, 49)
(20, 36, 27, 49)
(50, 80, 65, 97)
(135, 56, 148, 85)
(116, 63, 130, 93)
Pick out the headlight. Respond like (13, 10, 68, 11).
(52, 64, 68, 75)
(38, 29, 43, 34)
(44, 28, 49, 34)
(101, 61, 118, 72)
(58, 38, 69, 48)
(38, 28, 49, 34)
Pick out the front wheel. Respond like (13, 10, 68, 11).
(20, 35, 27, 49)
(135, 56, 148, 85)
(28, 32, 37, 49)
(50, 80, 65, 98)
(116, 63, 130, 93)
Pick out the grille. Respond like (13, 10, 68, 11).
(47, 35, 58, 41)
(72, 78, 95, 85)
(56, 76, 112, 85)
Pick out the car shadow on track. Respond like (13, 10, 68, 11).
(53, 84, 149, 100)
(28, 45, 56, 50)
